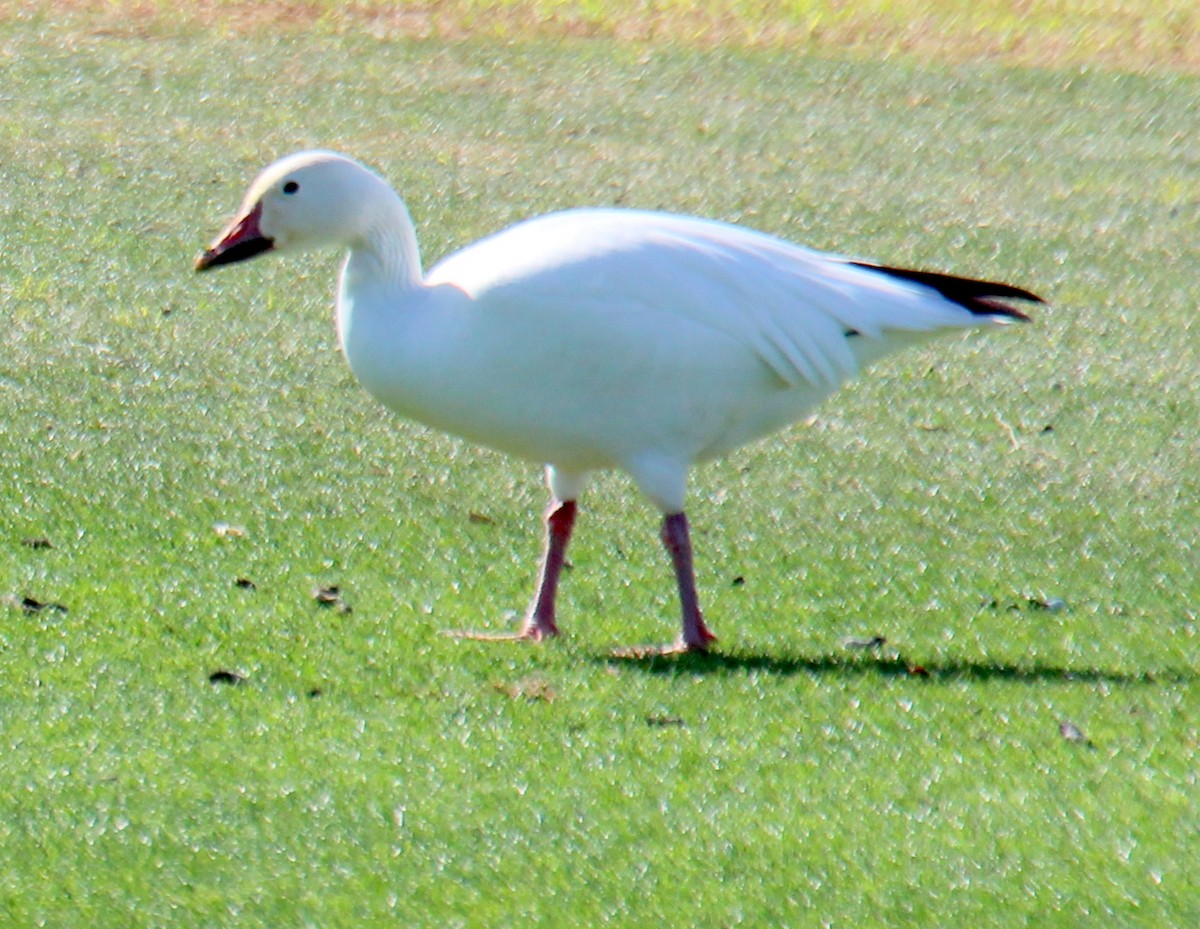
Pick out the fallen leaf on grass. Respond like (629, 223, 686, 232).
(208, 669, 246, 686)
(312, 585, 352, 613)
(842, 635, 887, 650)
(213, 522, 247, 539)
(1059, 719, 1095, 748)
(493, 676, 556, 703)
(467, 511, 495, 525)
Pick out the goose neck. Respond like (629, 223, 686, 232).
(347, 198, 424, 293)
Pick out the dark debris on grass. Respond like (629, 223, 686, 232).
(4, 594, 68, 614)
(208, 669, 247, 686)
(982, 595, 1068, 613)
(645, 714, 686, 727)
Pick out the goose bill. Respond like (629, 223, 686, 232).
(195, 201, 273, 271)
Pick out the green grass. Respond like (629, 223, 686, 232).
(1, 4, 1198, 926)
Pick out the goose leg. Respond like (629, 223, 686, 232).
(661, 512, 718, 652)
(446, 499, 576, 642)
(611, 510, 717, 657)
(520, 499, 577, 639)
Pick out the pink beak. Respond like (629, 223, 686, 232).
(195, 200, 273, 271)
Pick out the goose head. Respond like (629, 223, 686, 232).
(195, 151, 396, 271)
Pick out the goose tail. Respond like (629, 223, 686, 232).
(848, 261, 1043, 322)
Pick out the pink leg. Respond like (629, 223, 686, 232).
(446, 499, 576, 643)
(519, 499, 577, 639)
(660, 512, 717, 652)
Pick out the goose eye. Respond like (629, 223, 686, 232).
(283, 181, 299, 194)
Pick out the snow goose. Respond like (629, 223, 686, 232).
(196, 150, 1040, 654)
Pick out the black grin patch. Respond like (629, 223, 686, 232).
(195, 236, 275, 272)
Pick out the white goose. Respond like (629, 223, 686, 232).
(197, 151, 1040, 654)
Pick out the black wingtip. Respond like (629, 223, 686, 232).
(848, 261, 1043, 321)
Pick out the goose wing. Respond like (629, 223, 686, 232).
(427, 209, 1036, 391)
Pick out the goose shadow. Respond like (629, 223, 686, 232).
(591, 648, 1194, 686)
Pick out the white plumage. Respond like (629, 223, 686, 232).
(197, 150, 1040, 653)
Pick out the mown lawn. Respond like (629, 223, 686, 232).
(0, 3, 1196, 926)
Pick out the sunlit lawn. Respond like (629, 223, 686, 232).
(0, 4, 1196, 926)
